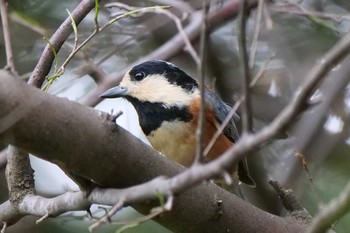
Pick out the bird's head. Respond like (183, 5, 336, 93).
(100, 60, 199, 107)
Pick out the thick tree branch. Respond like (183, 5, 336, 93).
(5, 146, 35, 206)
(0, 71, 303, 232)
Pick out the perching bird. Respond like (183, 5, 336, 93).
(100, 60, 255, 186)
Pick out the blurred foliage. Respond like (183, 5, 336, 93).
(1, 0, 350, 232)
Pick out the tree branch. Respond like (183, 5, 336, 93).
(0, 70, 303, 232)
(194, 0, 209, 164)
(237, 0, 253, 133)
(307, 180, 350, 233)
(28, 0, 96, 87)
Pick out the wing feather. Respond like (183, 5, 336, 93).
(205, 91, 256, 187)
(204, 91, 240, 142)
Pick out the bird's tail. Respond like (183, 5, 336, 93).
(238, 158, 256, 187)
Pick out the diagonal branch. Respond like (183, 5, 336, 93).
(307, 179, 350, 233)
(28, 0, 96, 87)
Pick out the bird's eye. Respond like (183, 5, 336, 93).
(134, 71, 145, 81)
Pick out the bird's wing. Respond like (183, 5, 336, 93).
(205, 91, 256, 187)
(204, 91, 240, 142)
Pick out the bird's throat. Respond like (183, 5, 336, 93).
(125, 96, 193, 136)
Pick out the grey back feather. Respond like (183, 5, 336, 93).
(204, 91, 240, 142)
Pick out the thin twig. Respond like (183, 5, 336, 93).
(307, 180, 350, 233)
(203, 99, 242, 156)
(237, 0, 253, 133)
(194, 1, 209, 165)
(89, 199, 125, 232)
(249, 0, 264, 67)
(0, 0, 16, 74)
(28, 0, 97, 87)
(148, 0, 193, 13)
(249, 53, 274, 87)
(10, 12, 47, 36)
(295, 152, 320, 203)
(107, 3, 200, 65)
(221, 171, 233, 185)
(35, 213, 50, 224)
(263, 2, 273, 30)
(270, 5, 350, 22)
(43, 5, 171, 91)
(152, 8, 200, 66)
(105, 2, 136, 11)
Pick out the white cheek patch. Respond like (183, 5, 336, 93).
(120, 74, 199, 106)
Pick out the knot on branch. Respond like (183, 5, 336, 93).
(269, 180, 312, 225)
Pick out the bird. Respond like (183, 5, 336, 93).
(100, 60, 255, 186)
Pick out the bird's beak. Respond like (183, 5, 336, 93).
(99, 86, 128, 98)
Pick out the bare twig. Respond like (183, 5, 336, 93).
(269, 5, 350, 22)
(10, 12, 47, 36)
(107, 3, 200, 65)
(35, 213, 49, 224)
(88, 199, 125, 231)
(307, 180, 350, 233)
(0, 0, 16, 74)
(263, 2, 273, 30)
(203, 99, 242, 156)
(221, 171, 233, 185)
(105, 2, 136, 12)
(294, 152, 320, 202)
(42, 5, 171, 91)
(249, 0, 264, 67)
(237, 0, 253, 133)
(194, 0, 209, 164)
(28, 0, 97, 87)
(249, 53, 274, 87)
(152, 8, 200, 66)
(89, 193, 174, 231)
(148, 0, 193, 13)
